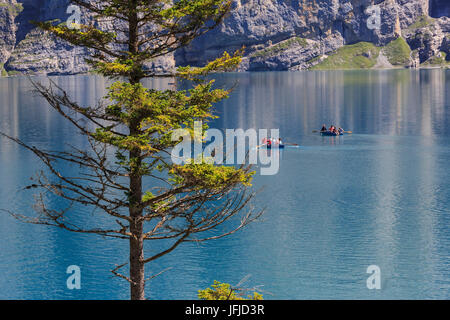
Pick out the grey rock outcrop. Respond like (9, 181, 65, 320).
(6, 27, 90, 75)
(403, 15, 449, 63)
(0, 0, 19, 68)
(437, 16, 450, 57)
(4, 0, 174, 75)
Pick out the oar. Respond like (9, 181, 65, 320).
(344, 131, 352, 134)
(312, 130, 319, 133)
(284, 142, 299, 146)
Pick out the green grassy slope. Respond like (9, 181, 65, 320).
(310, 42, 380, 70)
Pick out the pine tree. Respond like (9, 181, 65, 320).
(0, 0, 261, 300)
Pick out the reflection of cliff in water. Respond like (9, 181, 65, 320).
(212, 70, 449, 139)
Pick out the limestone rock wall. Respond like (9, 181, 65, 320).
(0, 0, 19, 68)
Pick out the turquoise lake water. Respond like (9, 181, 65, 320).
(0, 70, 449, 299)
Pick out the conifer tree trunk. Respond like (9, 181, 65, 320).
(129, 184, 145, 299)
(129, 115, 145, 299)
(129, 142, 145, 300)
(128, 1, 145, 300)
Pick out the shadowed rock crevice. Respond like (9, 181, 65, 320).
(14, 0, 45, 44)
(429, 0, 450, 18)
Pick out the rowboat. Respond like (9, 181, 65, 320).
(320, 131, 343, 136)
(262, 143, 285, 149)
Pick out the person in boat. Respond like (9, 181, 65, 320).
(267, 139, 272, 147)
(338, 127, 344, 135)
(262, 137, 268, 145)
(278, 138, 283, 145)
(329, 125, 335, 132)
(320, 124, 327, 132)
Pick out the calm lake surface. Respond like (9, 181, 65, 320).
(0, 70, 449, 299)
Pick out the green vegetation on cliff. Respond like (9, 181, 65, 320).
(422, 52, 449, 66)
(252, 37, 308, 58)
(408, 15, 434, 30)
(311, 42, 380, 70)
(383, 37, 412, 66)
(310, 37, 414, 70)
(1, 66, 6, 77)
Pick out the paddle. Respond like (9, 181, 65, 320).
(344, 131, 352, 134)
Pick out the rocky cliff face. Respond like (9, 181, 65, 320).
(178, 0, 449, 70)
(0, 0, 448, 76)
(0, 0, 19, 74)
(2, 0, 174, 75)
